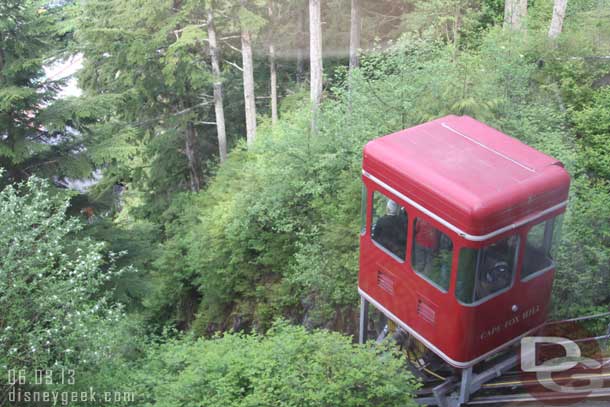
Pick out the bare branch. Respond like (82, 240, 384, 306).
(219, 35, 241, 41)
(222, 41, 242, 54)
(134, 101, 212, 127)
(175, 23, 207, 33)
(223, 59, 243, 72)
(173, 102, 211, 116)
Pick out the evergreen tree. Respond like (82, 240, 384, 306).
(0, 1, 86, 185)
(76, 0, 221, 201)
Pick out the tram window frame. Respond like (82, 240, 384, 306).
(360, 184, 368, 236)
(370, 190, 408, 262)
(455, 235, 520, 306)
(411, 217, 454, 293)
(521, 215, 563, 282)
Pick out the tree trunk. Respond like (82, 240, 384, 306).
(241, 28, 257, 146)
(519, 0, 528, 28)
(548, 0, 568, 39)
(0, 34, 5, 74)
(269, 47, 278, 125)
(309, 0, 323, 112)
(504, 0, 528, 30)
(269, 0, 278, 125)
(296, 5, 306, 83)
(185, 121, 202, 192)
(349, 0, 361, 72)
(207, 5, 228, 162)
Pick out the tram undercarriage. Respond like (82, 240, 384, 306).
(359, 296, 610, 407)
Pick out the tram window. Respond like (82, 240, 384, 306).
(371, 191, 408, 260)
(456, 235, 519, 304)
(522, 215, 563, 280)
(411, 218, 453, 292)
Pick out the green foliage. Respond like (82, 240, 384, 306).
(0, 173, 138, 385)
(478, 0, 505, 28)
(0, 0, 94, 184)
(238, 5, 268, 33)
(404, 0, 481, 49)
(135, 323, 419, 407)
(572, 88, 610, 179)
(553, 177, 610, 315)
(86, 215, 160, 311)
(75, 0, 217, 200)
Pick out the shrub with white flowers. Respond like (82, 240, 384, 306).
(0, 173, 131, 377)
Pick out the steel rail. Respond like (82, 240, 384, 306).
(466, 388, 610, 405)
(545, 312, 610, 326)
(481, 372, 610, 389)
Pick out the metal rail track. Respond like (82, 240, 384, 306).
(410, 312, 610, 406)
(467, 388, 610, 405)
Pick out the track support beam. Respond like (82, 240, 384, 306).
(359, 296, 369, 344)
(458, 367, 473, 405)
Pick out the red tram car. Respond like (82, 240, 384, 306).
(358, 115, 571, 368)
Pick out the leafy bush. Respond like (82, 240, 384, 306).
(573, 88, 610, 179)
(0, 173, 141, 397)
(135, 323, 419, 407)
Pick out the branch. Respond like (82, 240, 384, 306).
(222, 41, 242, 54)
(569, 56, 610, 60)
(23, 159, 60, 172)
(134, 101, 212, 127)
(362, 6, 402, 21)
(223, 59, 243, 72)
(173, 102, 211, 116)
(173, 23, 208, 39)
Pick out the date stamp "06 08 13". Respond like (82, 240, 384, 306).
(7, 369, 76, 386)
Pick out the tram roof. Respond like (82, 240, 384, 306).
(362, 115, 571, 238)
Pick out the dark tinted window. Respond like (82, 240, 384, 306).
(411, 218, 453, 292)
(522, 215, 562, 280)
(456, 235, 519, 304)
(371, 191, 408, 260)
